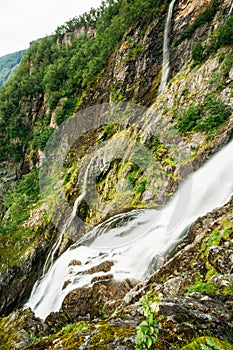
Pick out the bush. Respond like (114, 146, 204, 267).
(176, 105, 201, 132)
(214, 15, 233, 50)
(176, 94, 231, 134)
(192, 42, 204, 65)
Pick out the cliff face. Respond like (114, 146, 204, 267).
(0, 0, 233, 348)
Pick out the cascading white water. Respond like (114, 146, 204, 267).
(228, 2, 233, 17)
(26, 139, 233, 320)
(40, 158, 93, 275)
(159, 0, 176, 93)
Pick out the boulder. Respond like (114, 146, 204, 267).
(61, 276, 137, 321)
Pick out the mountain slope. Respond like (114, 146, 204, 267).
(0, 50, 26, 87)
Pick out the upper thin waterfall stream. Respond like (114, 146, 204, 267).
(159, 0, 176, 93)
(26, 139, 233, 320)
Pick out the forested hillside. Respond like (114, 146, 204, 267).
(0, 50, 26, 86)
(0, 0, 233, 348)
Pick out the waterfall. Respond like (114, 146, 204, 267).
(159, 0, 176, 93)
(26, 139, 233, 320)
(228, 2, 233, 17)
(42, 158, 93, 275)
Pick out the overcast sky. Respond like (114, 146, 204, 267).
(0, 0, 103, 57)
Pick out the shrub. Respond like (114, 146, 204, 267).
(176, 94, 231, 134)
(176, 105, 201, 133)
(192, 42, 204, 65)
(214, 15, 233, 50)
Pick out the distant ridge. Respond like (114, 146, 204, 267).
(0, 50, 27, 86)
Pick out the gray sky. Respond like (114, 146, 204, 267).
(0, 0, 103, 57)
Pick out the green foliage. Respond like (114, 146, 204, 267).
(135, 295, 160, 349)
(214, 16, 233, 50)
(0, 0, 165, 159)
(32, 125, 54, 150)
(176, 105, 202, 133)
(147, 135, 160, 152)
(197, 94, 231, 133)
(186, 276, 218, 295)
(208, 50, 233, 90)
(191, 42, 204, 66)
(176, 94, 231, 135)
(174, 0, 220, 46)
(3, 169, 40, 225)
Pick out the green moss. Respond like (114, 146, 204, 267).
(89, 323, 135, 349)
(180, 336, 233, 349)
(186, 276, 219, 296)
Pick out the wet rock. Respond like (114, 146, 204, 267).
(61, 277, 137, 320)
(68, 259, 81, 266)
(208, 246, 233, 274)
(91, 274, 114, 283)
(45, 311, 70, 333)
(84, 260, 114, 274)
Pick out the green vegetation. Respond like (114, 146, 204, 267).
(186, 274, 219, 295)
(0, 50, 26, 86)
(0, 169, 41, 267)
(191, 42, 204, 66)
(174, 0, 220, 46)
(214, 15, 233, 50)
(135, 295, 160, 349)
(176, 93, 231, 135)
(208, 50, 233, 90)
(180, 336, 233, 350)
(185, 220, 233, 297)
(0, 0, 164, 164)
(3, 169, 40, 225)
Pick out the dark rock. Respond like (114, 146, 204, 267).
(45, 310, 70, 333)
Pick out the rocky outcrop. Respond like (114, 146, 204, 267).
(61, 276, 136, 321)
(0, 308, 47, 349)
(0, 222, 57, 317)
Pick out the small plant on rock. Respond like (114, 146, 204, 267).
(135, 295, 160, 349)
